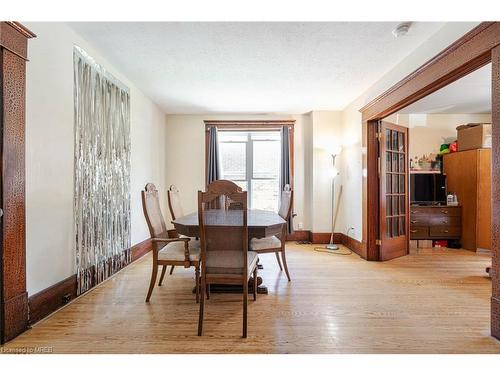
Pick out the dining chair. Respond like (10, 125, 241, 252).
(141, 183, 201, 303)
(249, 184, 293, 281)
(167, 184, 200, 276)
(167, 184, 184, 221)
(197, 180, 258, 338)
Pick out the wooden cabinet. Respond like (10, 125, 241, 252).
(443, 149, 491, 251)
(409, 206, 462, 240)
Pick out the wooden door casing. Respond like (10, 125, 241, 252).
(0, 22, 34, 344)
(360, 22, 500, 339)
(379, 121, 409, 261)
(477, 149, 492, 250)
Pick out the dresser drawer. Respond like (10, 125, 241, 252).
(428, 216, 461, 226)
(410, 206, 461, 217)
(429, 226, 461, 238)
(409, 216, 460, 226)
(409, 216, 431, 226)
(409, 226, 428, 239)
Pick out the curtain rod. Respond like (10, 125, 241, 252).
(204, 120, 295, 126)
(208, 127, 286, 132)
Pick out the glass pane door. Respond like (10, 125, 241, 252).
(384, 128, 406, 238)
(379, 121, 409, 260)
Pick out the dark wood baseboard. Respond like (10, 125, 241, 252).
(27, 238, 153, 327)
(310, 232, 343, 244)
(286, 230, 311, 242)
(28, 275, 77, 325)
(311, 232, 329, 244)
(131, 238, 152, 262)
(288, 231, 365, 258)
(343, 235, 366, 259)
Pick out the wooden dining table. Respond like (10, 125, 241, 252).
(172, 209, 286, 294)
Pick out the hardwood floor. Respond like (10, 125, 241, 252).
(2, 244, 499, 353)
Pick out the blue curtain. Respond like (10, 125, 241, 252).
(280, 126, 293, 234)
(206, 126, 221, 186)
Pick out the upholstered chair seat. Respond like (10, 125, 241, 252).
(141, 183, 201, 304)
(158, 241, 201, 262)
(250, 236, 281, 251)
(167, 185, 200, 276)
(248, 184, 293, 281)
(206, 251, 259, 275)
(197, 180, 258, 338)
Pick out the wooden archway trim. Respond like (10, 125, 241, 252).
(359, 22, 500, 340)
(0, 22, 35, 344)
(361, 22, 499, 121)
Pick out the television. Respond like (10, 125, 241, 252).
(410, 173, 447, 205)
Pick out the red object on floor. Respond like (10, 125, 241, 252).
(433, 240, 448, 247)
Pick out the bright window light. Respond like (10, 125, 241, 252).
(219, 130, 281, 211)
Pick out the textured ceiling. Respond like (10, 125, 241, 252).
(69, 22, 446, 114)
(399, 63, 491, 114)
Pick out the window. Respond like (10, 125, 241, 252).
(219, 130, 281, 211)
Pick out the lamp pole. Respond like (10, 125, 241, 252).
(326, 154, 340, 250)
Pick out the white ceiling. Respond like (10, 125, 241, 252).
(399, 63, 491, 114)
(69, 22, 446, 114)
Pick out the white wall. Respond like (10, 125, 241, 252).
(338, 22, 481, 242)
(340, 107, 364, 240)
(311, 111, 344, 233)
(25, 22, 168, 295)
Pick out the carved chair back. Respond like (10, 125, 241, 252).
(278, 184, 293, 220)
(198, 180, 249, 276)
(141, 183, 167, 238)
(167, 184, 184, 220)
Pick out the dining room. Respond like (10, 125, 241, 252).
(1, 12, 500, 364)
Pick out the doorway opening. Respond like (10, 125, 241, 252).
(382, 63, 492, 259)
(360, 22, 499, 339)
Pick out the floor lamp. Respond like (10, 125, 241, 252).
(325, 148, 342, 251)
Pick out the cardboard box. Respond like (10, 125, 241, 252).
(456, 123, 492, 151)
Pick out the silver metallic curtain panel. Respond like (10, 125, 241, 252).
(74, 46, 131, 295)
(280, 126, 293, 234)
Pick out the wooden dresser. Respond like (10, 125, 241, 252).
(443, 149, 491, 251)
(409, 206, 462, 240)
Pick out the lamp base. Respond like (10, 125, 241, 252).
(325, 244, 340, 250)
